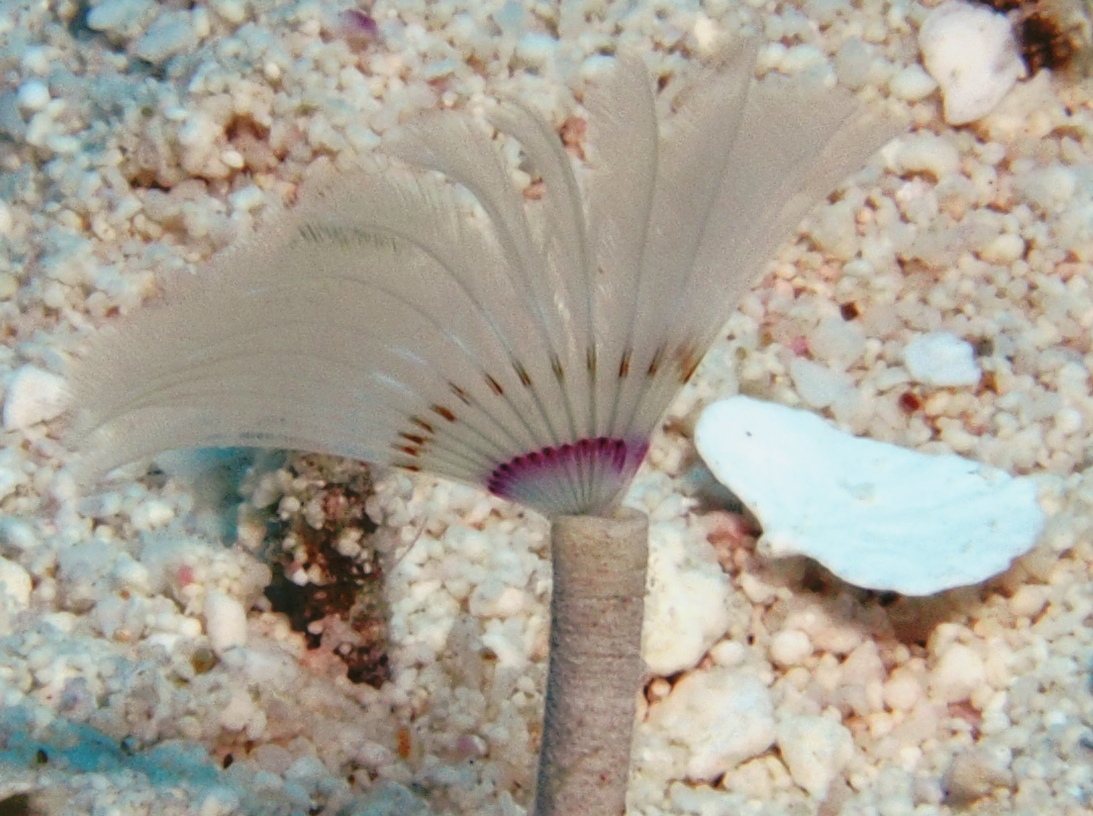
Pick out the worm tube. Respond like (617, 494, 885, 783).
(536, 509, 649, 816)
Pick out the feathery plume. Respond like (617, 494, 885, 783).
(69, 42, 898, 518)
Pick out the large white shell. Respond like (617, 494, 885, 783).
(694, 396, 1045, 596)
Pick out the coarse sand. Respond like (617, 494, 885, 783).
(1, 1, 1092, 815)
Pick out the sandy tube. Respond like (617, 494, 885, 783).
(534, 509, 649, 816)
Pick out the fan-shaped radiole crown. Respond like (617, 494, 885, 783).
(67, 42, 901, 518)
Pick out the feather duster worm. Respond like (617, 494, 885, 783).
(69, 43, 896, 519)
(69, 42, 900, 815)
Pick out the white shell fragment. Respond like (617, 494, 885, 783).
(694, 397, 1045, 596)
(918, 1, 1025, 125)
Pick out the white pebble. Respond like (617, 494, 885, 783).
(786, 602, 863, 655)
(779, 44, 828, 75)
(692, 16, 720, 54)
(1015, 163, 1076, 211)
(776, 716, 854, 798)
(204, 590, 248, 654)
(806, 0, 847, 27)
(21, 47, 50, 75)
(930, 642, 986, 703)
(134, 12, 198, 64)
(229, 186, 265, 213)
(789, 358, 854, 409)
(647, 667, 776, 782)
(579, 54, 617, 81)
(112, 556, 151, 595)
(888, 64, 938, 102)
(903, 331, 980, 387)
(1008, 584, 1047, 618)
(515, 33, 557, 68)
(0, 458, 29, 503)
(130, 499, 175, 532)
(0, 557, 32, 609)
(890, 132, 961, 180)
(219, 687, 256, 731)
(883, 668, 923, 712)
(809, 317, 866, 369)
(919, 1, 1024, 125)
(770, 629, 812, 668)
(209, 0, 248, 24)
(1054, 407, 1083, 435)
(221, 148, 244, 169)
(944, 747, 1013, 805)
(642, 527, 732, 676)
(87, 0, 152, 35)
(710, 639, 747, 668)
(16, 80, 50, 112)
(978, 232, 1025, 264)
(469, 580, 528, 618)
(3, 365, 68, 430)
(0, 519, 37, 552)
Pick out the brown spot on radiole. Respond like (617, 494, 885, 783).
(647, 346, 664, 377)
(514, 360, 532, 387)
(431, 404, 457, 422)
(618, 349, 631, 378)
(449, 382, 471, 404)
(551, 354, 565, 381)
